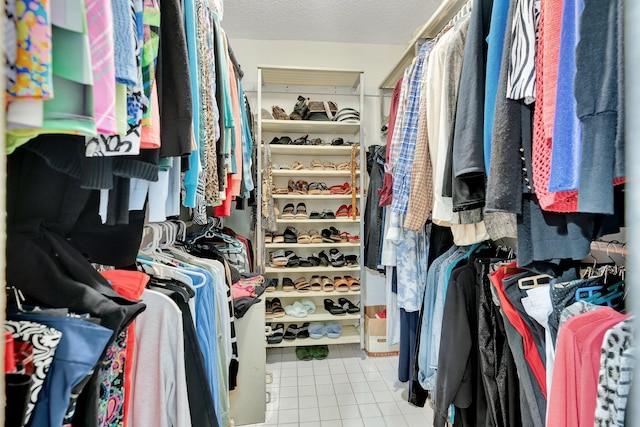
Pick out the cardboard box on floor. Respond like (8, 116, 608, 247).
(364, 305, 399, 357)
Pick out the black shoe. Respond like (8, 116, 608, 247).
(284, 324, 298, 340)
(338, 298, 360, 314)
(267, 323, 285, 344)
(324, 299, 346, 315)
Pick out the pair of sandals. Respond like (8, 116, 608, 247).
(266, 298, 286, 317)
(296, 345, 329, 360)
(309, 210, 335, 220)
(308, 182, 331, 194)
(288, 180, 308, 194)
(308, 275, 336, 292)
(324, 298, 359, 315)
(321, 227, 343, 243)
(269, 250, 299, 267)
(297, 229, 324, 244)
(309, 321, 342, 339)
(281, 204, 307, 219)
(333, 275, 360, 291)
(284, 323, 310, 340)
(336, 204, 360, 218)
(284, 299, 316, 316)
(330, 183, 354, 195)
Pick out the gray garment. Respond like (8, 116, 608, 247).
(614, 0, 624, 180)
(485, 212, 517, 240)
(558, 300, 602, 328)
(574, 0, 621, 214)
(364, 145, 385, 271)
(131, 290, 192, 427)
(485, 0, 533, 215)
(500, 306, 545, 427)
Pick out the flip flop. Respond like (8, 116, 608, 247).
(309, 322, 327, 339)
(271, 298, 286, 317)
(310, 159, 324, 170)
(284, 324, 299, 340)
(338, 297, 360, 314)
(267, 323, 285, 344)
(294, 277, 311, 293)
(334, 277, 350, 292)
(309, 229, 323, 243)
(291, 161, 306, 170)
(309, 275, 323, 291)
(282, 278, 295, 292)
(326, 322, 342, 338)
(345, 276, 361, 291)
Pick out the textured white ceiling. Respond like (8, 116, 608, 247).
(222, 0, 443, 45)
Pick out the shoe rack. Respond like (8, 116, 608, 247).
(256, 66, 365, 348)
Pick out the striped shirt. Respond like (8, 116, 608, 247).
(506, 0, 540, 104)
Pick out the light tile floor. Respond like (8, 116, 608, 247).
(242, 344, 434, 427)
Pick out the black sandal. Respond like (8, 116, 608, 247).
(321, 229, 334, 243)
(267, 323, 285, 344)
(284, 324, 298, 340)
(285, 250, 300, 267)
(324, 299, 346, 315)
(293, 134, 309, 145)
(283, 226, 298, 243)
(338, 298, 360, 314)
(329, 249, 345, 268)
(318, 251, 330, 266)
(297, 322, 310, 338)
(265, 278, 278, 292)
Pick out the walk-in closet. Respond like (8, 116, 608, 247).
(1, 0, 639, 426)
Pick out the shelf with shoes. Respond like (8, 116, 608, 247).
(271, 170, 361, 177)
(257, 65, 366, 350)
(266, 144, 359, 156)
(265, 242, 360, 249)
(266, 324, 360, 348)
(261, 119, 360, 134)
(264, 266, 360, 274)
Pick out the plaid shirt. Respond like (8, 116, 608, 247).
(404, 79, 434, 231)
(391, 41, 433, 215)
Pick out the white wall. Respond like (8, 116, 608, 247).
(226, 38, 404, 306)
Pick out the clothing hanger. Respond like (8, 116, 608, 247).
(137, 256, 194, 288)
(518, 274, 552, 290)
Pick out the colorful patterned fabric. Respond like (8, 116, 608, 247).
(99, 332, 128, 427)
(86, 0, 117, 134)
(141, 0, 159, 124)
(5, 320, 62, 426)
(8, 0, 53, 99)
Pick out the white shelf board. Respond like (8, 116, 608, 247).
(266, 144, 359, 156)
(264, 266, 361, 274)
(273, 194, 361, 200)
(261, 119, 360, 135)
(265, 310, 360, 323)
(260, 65, 362, 87)
(272, 170, 360, 177)
(266, 289, 361, 298)
(266, 325, 360, 348)
(265, 242, 360, 249)
(276, 218, 360, 224)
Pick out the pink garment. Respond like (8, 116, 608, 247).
(532, 7, 578, 211)
(547, 307, 627, 427)
(227, 61, 243, 199)
(140, 81, 160, 149)
(541, 0, 564, 140)
(85, 0, 117, 134)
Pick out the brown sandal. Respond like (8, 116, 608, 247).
(334, 277, 350, 292)
(295, 277, 311, 293)
(321, 276, 334, 292)
(345, 276, 361, 291)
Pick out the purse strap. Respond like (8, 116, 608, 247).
(323, 101, 336, 120)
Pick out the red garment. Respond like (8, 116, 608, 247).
(547, 307, 627, 427)
(378, 77, 403, 207)
(532, 6, 579, 212)
(213, 174, 234, 217)
(489, 263, 547, 397)
(101, 270, 149, 427)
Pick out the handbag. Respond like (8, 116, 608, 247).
(306, 100, 338, 121)
(289, 96, 338, 121)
